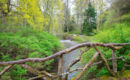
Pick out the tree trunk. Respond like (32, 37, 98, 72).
(1, 10, 5, 24)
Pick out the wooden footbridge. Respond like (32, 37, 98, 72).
(0, 43, 130, 80)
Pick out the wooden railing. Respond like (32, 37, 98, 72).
(0, 43, 130, 80)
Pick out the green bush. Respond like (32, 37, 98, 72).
(0, 26, 61, 80)
(81, 22, 130, 79)
(73, 35, 83, 42)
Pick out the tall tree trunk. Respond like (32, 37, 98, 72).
(1, 10, 5, 24)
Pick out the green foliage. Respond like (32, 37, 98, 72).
(0, 0, 65, 33)
(72, 35, 83, 42)
(81, 21, 130, 79)
(12, 65, 27, 80)
(94, 23, 130, 43)
(0, 26, 61, 80)
(96, 67, 109, 77)
(94, 22, 130, 76)
(64, 16, 76, 33)
(120, 14, 130, 23)
(94, 70, 130, 80)
(81, 2, 97, 35)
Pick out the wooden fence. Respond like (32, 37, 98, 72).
(0, 43, 130, 80)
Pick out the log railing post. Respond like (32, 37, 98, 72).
(73, 52, 99, 80)
(94, 46, 116, 76)
(65, 47, 90, 80)
(112, 50, 117, 74)
(58, 54, 63, 80)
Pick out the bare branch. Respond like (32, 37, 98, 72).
(20, 64, 55, 78)
(20, 64, 40, 75)
(0, 65, 13, 77)
(94, 46, 116, 76)
(56, 68, 83, 78)
(92, 56, 123, 66)
(66, 47, 90, 71)
(28, 76, 43, 80)
(65, 47, 90, 80)
(74, 52, 99, 80)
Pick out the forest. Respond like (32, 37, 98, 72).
(0, 0, 130, 80)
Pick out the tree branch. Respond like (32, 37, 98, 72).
(74, 52, 99, 80)
(66, 47, 90, 71)
(0, 65, 13, 77)
(65, 47, 90, 80)
(20, 64, 55, 78)
(94, 46, 116, 76)
(92, 56, 123, 66)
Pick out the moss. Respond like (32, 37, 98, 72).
(121, 70, 130, 78)
(97, 75, 117, 80)
(95, 70, 130, 80)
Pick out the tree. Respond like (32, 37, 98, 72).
(63, 3, 70, 32)
(63, 0, 71, 33)
(0, 0, 11, 24)
(74, 0, 89, 33)
(40, 0, 64, 33)
(102, 0, 130, 29)
(81, 2, 97, 35)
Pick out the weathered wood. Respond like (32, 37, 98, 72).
(67, 47, 90, 71)
(58, 54, 63, 80)
(65, 47, 90, 80)
(120, 58, 129, 74)
(55, 68, 83, 78)
(0, 65, 13, 77)
(94, 46, 116, 76)
(28, 76, 42, 80)
(0, 43, 130, 66)
(112, 50, 117, 73)
(92, 56, 122, 66)
(0, 43, 130, 79)
(73, 52, 99, 80)
(20, 64, 55, 79)
(20, 64, 39, 75)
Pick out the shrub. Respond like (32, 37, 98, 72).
(0, 26, 61, 80)
(81, 22, 130, 79)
